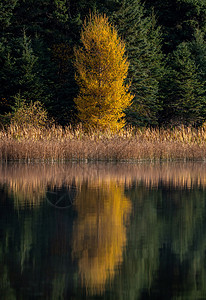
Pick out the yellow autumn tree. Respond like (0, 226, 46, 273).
(74, 13, 133, 131)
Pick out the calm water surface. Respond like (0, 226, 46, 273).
(1, 162, 206, 300)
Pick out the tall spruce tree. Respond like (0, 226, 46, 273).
(190, 30, 206, 96)
(160, 42, 205, 126)
(0, 32, 49, 114)
(111, 0, 164, 126)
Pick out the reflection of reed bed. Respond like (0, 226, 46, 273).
(1, 162, 206, 209)
(1, 162, 206, 186)
(1, 125, 206, 161)
(8, 179, 46, 209)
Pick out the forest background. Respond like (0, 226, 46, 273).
(0, 0, 206, 128)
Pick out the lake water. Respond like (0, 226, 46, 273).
(1, 162, 206, 299)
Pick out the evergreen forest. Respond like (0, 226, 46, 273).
(1, 0, 206, 127)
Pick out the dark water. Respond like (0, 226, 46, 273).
(1, 162, 206, 300)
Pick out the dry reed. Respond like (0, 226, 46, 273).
(1, 124, 206, 161)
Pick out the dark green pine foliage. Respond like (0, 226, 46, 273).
(53, 0, 69, 23)
(189, 30, 206, 108)
(0, 1, 71, 123)
(0, 0, 102, 124)
(93, 0, 122, 15)
(0, 0, 18, 115)
(0, 0, 18, 30)
(0, 31, 51, 114)
(142, 0, 206, 53)
(111, 0, 165, 126)
(12, 0, 78, 123)
(17, 32, 47, 103)
(160, 42, 206, 126)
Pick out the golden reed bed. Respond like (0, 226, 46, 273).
(1, 124, 206, 161)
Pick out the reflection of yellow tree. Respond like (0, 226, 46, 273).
(72, 181, 131, 295)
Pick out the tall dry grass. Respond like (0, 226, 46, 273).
(1, 124, 206, 161)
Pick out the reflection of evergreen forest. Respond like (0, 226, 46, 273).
(1, 163, 206, 299)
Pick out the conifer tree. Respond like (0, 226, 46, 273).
(160, 42, 205, 125)
(190, 30, 206, 89)
(74, 13, 133, 131)
(111, 0, 164, 126)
